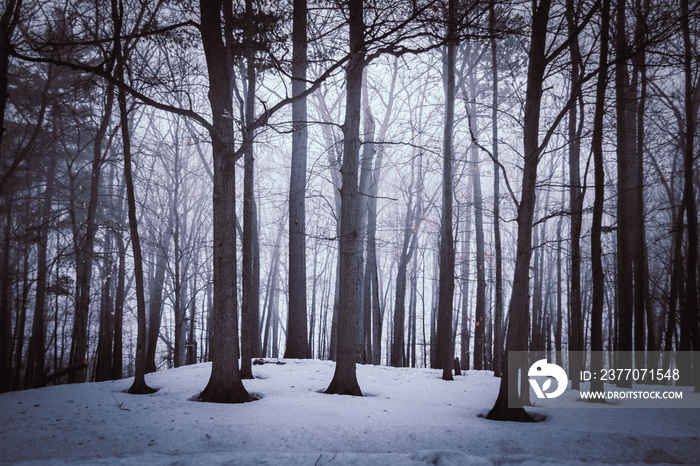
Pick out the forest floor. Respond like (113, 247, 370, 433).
(1, 359, 699, 465)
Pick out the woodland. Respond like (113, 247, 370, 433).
(0, 0, 698, 424)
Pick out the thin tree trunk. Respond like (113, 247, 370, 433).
(68, 81, 114, 384)
(460, 190, 472, 371)
(25, 152, 57, 388)
(241, 0, 260, 379)
(111, 0, 154, 394)
(468, 74, 486, 371)
(112, 183, 126, 379)
(615, 0, 635, 387)
(680, 0, 700, 391)
(146, 228, 172, 373)
(489, 0, 503, 378)
(565, 0, 584, 390)
(95, 249, 114, 382)
(437, 0, 456, 381)
(0, 193, 12, 392)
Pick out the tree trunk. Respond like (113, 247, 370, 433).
(468, 74, 486, 372)
(286, 0, 310, 360)
(112, 187, 126, 380)
(437, 0, 456, 381)
(631, 0, 650, 367)
(354, 80, 375, 364)
(680, 0, 700, 391)
(325, 0, 363, 396)
(198, 0, 252, 403)
(487, 0, 551, 422)
(614, 0, 635, 387)
(25, 152, 57, 388)
(489, 0, 503, 378)
(68, 81, 114, 384)
(0, 192, 12, 392)
(241, 0, 260, 379)
(110, 0, 154, 395)
(391, 167, 418, 368)
(361, 101, 377, 365)
(460, 185, 472, 371)
(146, 227, 172, 373)
(565, 0, 584, 390)
(95, 250, 114, 382)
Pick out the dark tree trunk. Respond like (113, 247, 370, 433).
(283, 0, 311, 360)
(241, 0, 260, 379)
(95, 251, 114, 382)
(112, 190, 126, 380)
(0, 193, 12, 392)
(680, 0, 700, 391)
(25, 153, 57, 388)
(286, 0, 310, 360)
(391, 166, 418, 368)
(460, 184, 472, 371)
(565, 0, 584, 390)
(325, 0, 363, 396)
(68, 81, 114, 384)
(145, 228, 172, 373)
(614, 0, 635, 387)
(436, 0, 456, 381)
(590, 0, 609, 397)
(468, 74, 486, 372)
(487, 0, 551, 422)
(111, 0, 154, 395)
(0, 0, 19, 153)
(631, 0, 650, 366)
(198, 0, 252, 403)
(489, 0, 503, 378)
(187, 245, 199, 365)
(173, 144, 188, 369)
(263, 229, 282, 358)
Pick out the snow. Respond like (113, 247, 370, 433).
(1, 360, 699, 465)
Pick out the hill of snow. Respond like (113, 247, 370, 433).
(1, 359, 699, 465)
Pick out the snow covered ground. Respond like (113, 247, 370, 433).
(1, 359, 699, 465)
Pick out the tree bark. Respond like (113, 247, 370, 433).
(325, 0, 363, 396)
(565, 0, 584, 390)
(614, 0, 636, 387)
(437, 0, 456, 381)
(590, 0, 609, 399)
(285, 0, 311, 360)
(198, 0, 252, 403)
(111, 0, 155, 395)
(489, 0, 503, 378)
(680, 0, 700, 391)
(241, 0, 260, 379)
(487, 0, 552, 422)
(112, 183, 126, 380)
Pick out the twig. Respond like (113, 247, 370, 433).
(359, 191, 398, 201)
(112, 393, 131, 411)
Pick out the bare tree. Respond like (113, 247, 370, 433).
(325, 0, 363, 396)
(286, 0, 311, 360)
